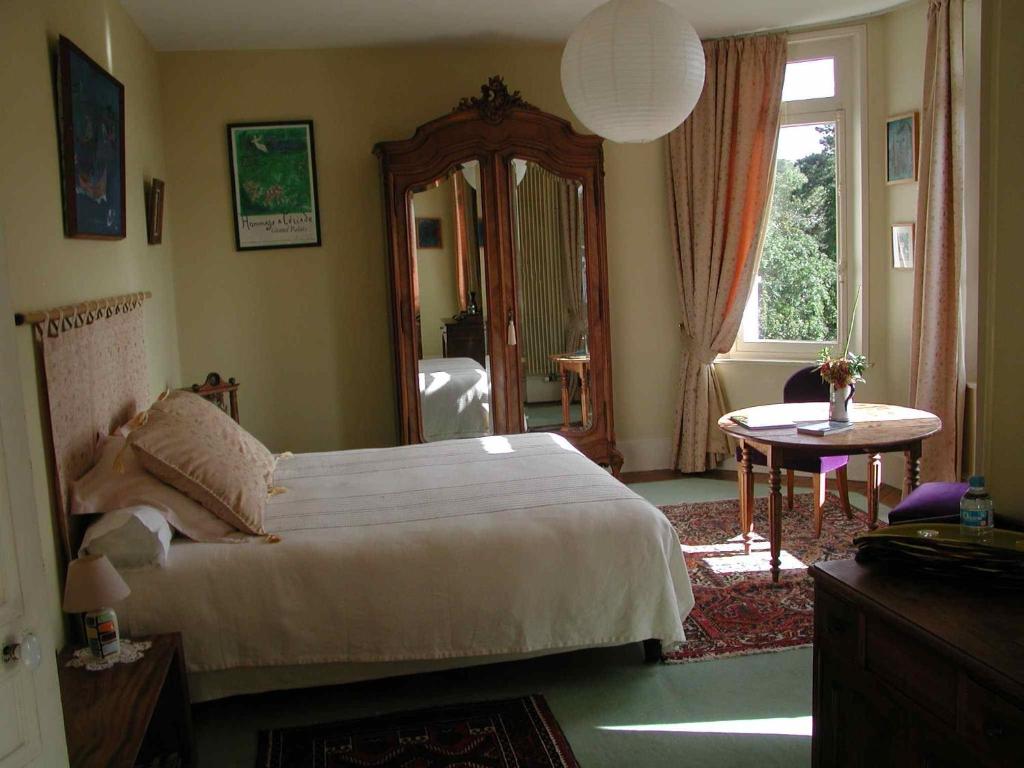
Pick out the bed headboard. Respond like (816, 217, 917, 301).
(23, 293, 151, 564)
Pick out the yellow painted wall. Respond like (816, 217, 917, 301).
(159, 44, 679, 461)
(979, 0, 1024, 521)
(0, 0, 181, 761)
(411, 182, 459, 359)
(159, 8, 938, 478)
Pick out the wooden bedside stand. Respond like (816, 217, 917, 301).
(58, 633, 195, 768)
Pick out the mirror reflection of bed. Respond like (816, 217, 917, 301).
(411, 160, 493, 441)
(512, 159, 592, 433)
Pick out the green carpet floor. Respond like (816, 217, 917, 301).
(191, 476, 876, 767)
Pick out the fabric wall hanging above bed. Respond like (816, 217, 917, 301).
(17, 292, 152, 565)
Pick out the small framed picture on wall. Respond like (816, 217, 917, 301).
(892, 223, 915, 269)
(145, 179, 164, 245)
(416, 217, 443, 249)
(886, 112, 919, 184)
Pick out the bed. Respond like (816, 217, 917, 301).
(31, 295, 693, 703)
(418, 356, 491, 440)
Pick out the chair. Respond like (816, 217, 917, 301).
(736, 366, 854, 537)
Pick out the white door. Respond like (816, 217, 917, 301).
(0, 226, 68, 766)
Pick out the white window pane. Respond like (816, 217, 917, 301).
(782, 58, 835, 102)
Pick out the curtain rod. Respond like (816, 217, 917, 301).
(14, 291, 152, 327)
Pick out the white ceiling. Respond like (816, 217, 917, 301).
(122, 0, 907, 52)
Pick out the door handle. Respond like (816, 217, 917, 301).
(3, 633, 41, 671)
(507, 311, 517, 346)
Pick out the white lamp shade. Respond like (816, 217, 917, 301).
(63, 554, 130, 613)
(561, 0, 706, 143)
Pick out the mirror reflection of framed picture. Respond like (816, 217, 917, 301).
(416, 217, 443, 249)
(892, 222, 915, 269)
(886, 112, 919, 184)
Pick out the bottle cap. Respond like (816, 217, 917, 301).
(969, 475, 985, 488)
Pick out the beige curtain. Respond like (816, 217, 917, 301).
(910, 0, 966, 482)
(666, 34, 788, 473)
(559, 181, 586, 356)
(451, 170, 480, 312)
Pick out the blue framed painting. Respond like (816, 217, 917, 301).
(57, 36, 126, 239)
(886, 112, 918, 185)
(416, 217, 443, 249)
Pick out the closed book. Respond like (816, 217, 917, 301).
(796, 420, 854, 436)
(730, 414, 794, 430)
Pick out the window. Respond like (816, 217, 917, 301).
(729, 30, 866, 362)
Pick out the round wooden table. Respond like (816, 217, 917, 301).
(718, 402, 941, 582)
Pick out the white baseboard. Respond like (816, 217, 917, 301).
(617, 437, 673, 473)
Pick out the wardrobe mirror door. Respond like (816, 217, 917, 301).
(409, 161, 492, 441)
(510, 158, 592, 434)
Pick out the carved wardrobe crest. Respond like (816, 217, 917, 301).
(374, 78, 622, 474)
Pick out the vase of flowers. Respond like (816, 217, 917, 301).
(817, 289, 867, 422)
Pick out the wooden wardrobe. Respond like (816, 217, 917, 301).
(375, 77, 622, 474)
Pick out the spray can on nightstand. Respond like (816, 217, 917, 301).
(960, 475, 995, 540)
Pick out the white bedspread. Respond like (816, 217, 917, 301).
(117, 433, 693, 676)
(418, 357, 490, 441)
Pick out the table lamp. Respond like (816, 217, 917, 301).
(62, 554, 131, 659)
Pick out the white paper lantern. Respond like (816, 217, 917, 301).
(561, 0, 706, 143)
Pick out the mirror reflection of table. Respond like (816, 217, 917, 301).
(718, 402, 942, 583)
(548, 354, 590, 429)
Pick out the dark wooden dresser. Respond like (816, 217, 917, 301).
(442, 313, 486, 366)
(810, 559, 1024, 767)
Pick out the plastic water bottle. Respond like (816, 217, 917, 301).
(960, 475, 994, 539)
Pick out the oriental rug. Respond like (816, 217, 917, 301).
(660, 494, 869, 662)
(256, 694, 579, 768)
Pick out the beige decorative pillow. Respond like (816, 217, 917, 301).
(151, 391, 276, 485)
(129, 408, 272, 536)
(71, 435, 243, 543)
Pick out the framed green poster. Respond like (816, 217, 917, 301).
(227, 120, 322, 250)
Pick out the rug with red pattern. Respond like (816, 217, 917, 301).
(660, 493, 870, 662)
(256, 694, 579, 768)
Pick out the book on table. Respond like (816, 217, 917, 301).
(729, 413, 795, 431)
(796, 420, 854, 436)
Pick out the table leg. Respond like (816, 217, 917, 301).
(867, 453, 882, 529)
(559, 370, 571, 428)
(767, 458, 783, 584)
(903, 442, 922, 499)
(740, 444, 754, 540)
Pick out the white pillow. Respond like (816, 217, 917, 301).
(71, 434, 247, 542)
(79, 506, 173, 569)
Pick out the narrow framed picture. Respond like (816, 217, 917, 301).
(146, 179, 165, 245)
(416, 217, 443, 249)
(892, 222, 915, 269)
(56, 36, 126, 239)
(226, 120, 321, 250)
(886, 112, 919, 184)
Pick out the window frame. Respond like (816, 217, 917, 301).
(723, 28, 867, 364)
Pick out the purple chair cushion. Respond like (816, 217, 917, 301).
(888, 481, 969, 524)
(735, 445, 849, 475)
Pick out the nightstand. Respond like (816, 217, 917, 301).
(58, 633, 195, 768)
